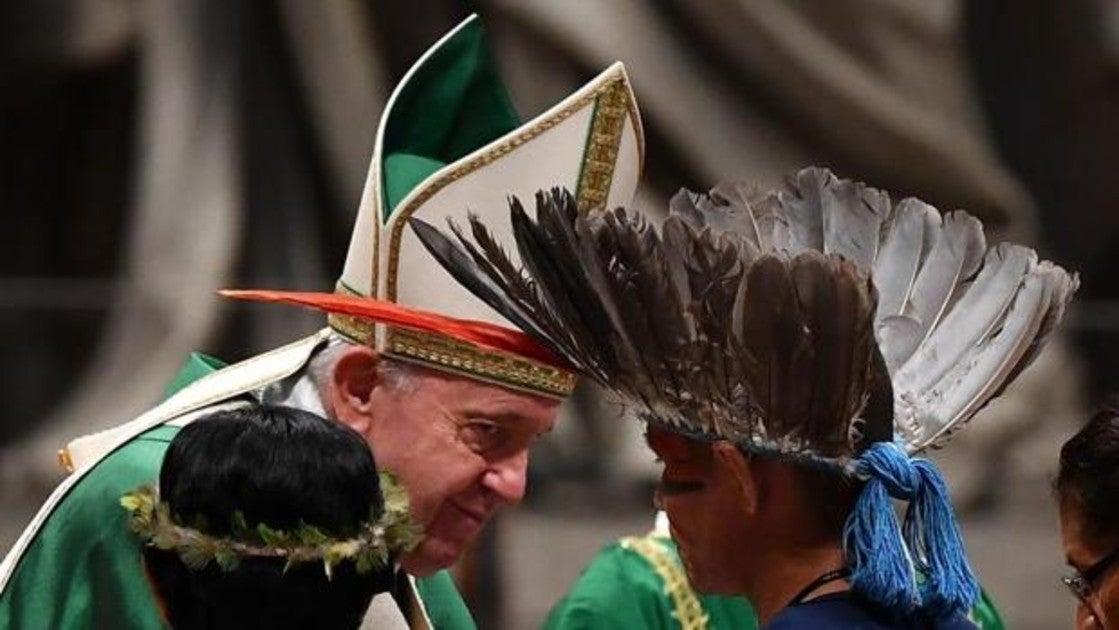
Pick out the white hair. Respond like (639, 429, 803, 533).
(308, 335, 421, 395)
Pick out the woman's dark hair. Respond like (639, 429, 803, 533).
(1057, 398, 1119, 539)
(142, 404, 391, 630)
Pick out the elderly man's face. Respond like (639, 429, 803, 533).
(364, 366, 560, 576)
(645, 425, 753, 594)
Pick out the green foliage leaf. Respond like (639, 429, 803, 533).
(214, 542, 240, 572)
(296, 522, 329, 546)
(178, 536, 213, 570)
(117, 475, 424, 577)
(120, 494, 144, 513)
(257, 523, 290, 548)
(231, 511, 250, 539)
(151, 529, 180, 551)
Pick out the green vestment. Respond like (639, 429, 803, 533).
(544, 533, 1006, 630)
(545, 534, 756, 630)
(0, 353, 476, 630)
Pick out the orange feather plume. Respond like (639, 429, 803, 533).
(219, 289, 572, 370)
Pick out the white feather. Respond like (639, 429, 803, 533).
(900, 212, 985, 358)
(874, 199, 936, 318)
(822, 179, 889, 271)
(893, 244, 1035, 395)
(905, 270, 1052, 450)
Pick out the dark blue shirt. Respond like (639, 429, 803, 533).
(765, 593, 979, 629)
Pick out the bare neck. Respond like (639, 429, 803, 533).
(743, 543, 850, 625)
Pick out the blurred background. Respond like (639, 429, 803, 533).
(1, 0, 1117, 627)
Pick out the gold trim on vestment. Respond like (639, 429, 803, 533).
(621, 534, 710, 630)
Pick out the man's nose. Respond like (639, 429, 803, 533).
(482, 450, 529, 505)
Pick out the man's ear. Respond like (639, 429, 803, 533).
(713, 442, 759, 515)
(329, 345, 381, 435)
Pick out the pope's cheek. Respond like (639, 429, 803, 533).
(425, 504, 485, 547)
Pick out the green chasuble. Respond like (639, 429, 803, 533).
(545, 533, 1005, 630)
(545, 534, 756, 630)
(0, 353, 475, 630)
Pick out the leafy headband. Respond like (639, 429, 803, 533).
(120, 472, 421, 579)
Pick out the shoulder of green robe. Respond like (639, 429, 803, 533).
(544, 541, 666, 630)
(545, 536, 757, 630)
(416, 570, 477, 630)
(0, 426, 178, 629)
(0, 333, 324, 616)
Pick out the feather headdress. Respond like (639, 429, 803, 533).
(410, 167, 1076, 617)
(412, 167, 1075, 458)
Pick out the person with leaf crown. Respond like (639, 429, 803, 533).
(410, 167, 1077, 628)
(0, 14, 644, 629)
(124, 403, 416, 630)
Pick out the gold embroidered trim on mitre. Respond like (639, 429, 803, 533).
(326, 291, 576, 399)
(621, 534, 710, 630)
(328, 311, 377, 346)
(576, 78, 628, 213)
(388, 327, 575, 398)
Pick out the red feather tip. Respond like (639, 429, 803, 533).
(218, 289, 572, 370)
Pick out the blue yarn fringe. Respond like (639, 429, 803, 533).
(845, 442, 980, 619)
(904, 458, 981, 618)
(844, 442, 920, 612)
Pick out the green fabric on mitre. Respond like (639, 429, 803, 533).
(381, 16, 520, 216)
(544, 537, 755, 630)
(0, 353, 476, 630)
(544, 536, 1006, 630)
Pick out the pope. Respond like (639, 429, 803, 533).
(0, 14, 644, 629)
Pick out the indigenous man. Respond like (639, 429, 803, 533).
(411, 168, 1076, 627)
(0, 15, 643, 629)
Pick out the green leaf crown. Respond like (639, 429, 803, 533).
(120, 472, 422, 579)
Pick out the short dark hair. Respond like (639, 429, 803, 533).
(143, 404, 391, 630)
(1057, 399, 1119, 540)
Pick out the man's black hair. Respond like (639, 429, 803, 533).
(1057, 398, 1119, 541)
(143, 404, 393, 630)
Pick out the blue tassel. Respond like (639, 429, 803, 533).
(844, 442, 920, 612)
(903, 458, 981, 618)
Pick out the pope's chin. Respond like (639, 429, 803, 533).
(400, 507, 485, 576)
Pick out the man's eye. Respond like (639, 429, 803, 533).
(461, 421, 504, 451)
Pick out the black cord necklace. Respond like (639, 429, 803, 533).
(787, 567, 852, 607)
